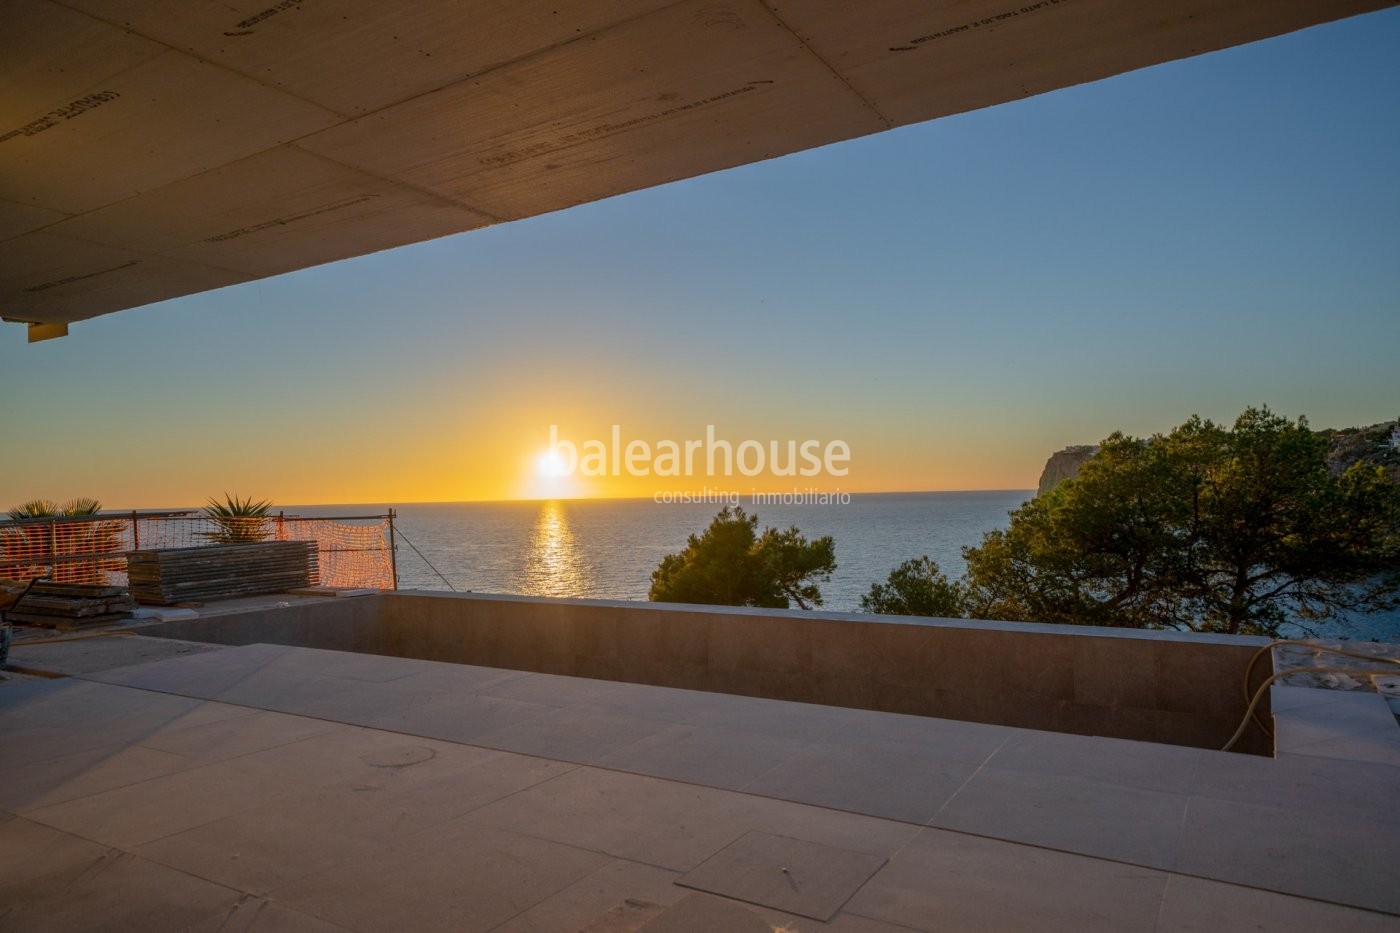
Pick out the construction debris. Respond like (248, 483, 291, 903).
(127, 540, 318, 605)
(6, 582, 136, 630)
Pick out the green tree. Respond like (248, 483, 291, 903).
(649, 506, 836, 609)
(861, 556, 966, 617)
(962, 407, 1400, 637)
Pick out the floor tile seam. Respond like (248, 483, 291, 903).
(1167, 794, 1192, 876)
(1151, 869, 1400, 922)
(1273, 716, 1400, 746)
(1272, 745, 1400, 769)
(921, 732, 1013, 831)
(5, 748, 222, 814)
(20, 779, 312, 852)
(478, 850, 679, 932)
(838, 912, 932, 932)
(894, 813, 1400, 917)
(4, 816, 254, 900)
(1182, 787, 1400, 838)
(8, 724, 341, 816)
(1149, 873, 1176, 933)
(670, 875, 844, 924)
(1274, 724, 1400, 752)
(728, 735, 814, 798)
(478, 821, 696, 877)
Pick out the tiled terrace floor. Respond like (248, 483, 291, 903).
(2, 643, 1398, 931)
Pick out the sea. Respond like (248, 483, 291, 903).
(291, 491, 1400, 643)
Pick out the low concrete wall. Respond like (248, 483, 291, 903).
(383, 592, 1274, 753)
(142, 590, 1274, 753)
(139, 594, 387, 653)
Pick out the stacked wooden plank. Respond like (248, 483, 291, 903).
(126, 541, 319, 605)
(6, 582, 136, 629)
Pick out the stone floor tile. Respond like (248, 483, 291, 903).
(472, 706, 672, 763)
(345, 751, 578, 838)
(678, 696, 863, 743)
(596, 722, 808, 791)
(274, 822, 610, 933)
(78, 644, 293, 698)
(211, 668, 440, 725)
(578, 898, 667, 932)
(0, 817, 112, 907)
(728, 794, 922, 864)
(1272, 688, 1397, 733)
(677, 831, 887, 921)
(0, 742, 197, 813)
(743, 738, 977, 823)
(1192, 750, 1400, 825)
(817, 914, 930, 932)
(1176, 795, 1400, 915)
(138, 707, 339, 763)
(0, 683, 207, 762)
(636, 892, 775, 931)
(261, 646, 428, 682)
(1155, 874, 1400, 933)
(566, 681, 760, 726)
(825, 711, 1014, 766)
(135, 786, 382, 896)
(228, 723, 504, 792)
(466, 766, 757, 871)
(21, 756, 307, 849)
(482, 671, 640, 708)
(843, 827, 1168, 933)
(385, 661, 532, 696)
(985, 728, 1201, 793)
(492, 859, 685, 933)
(359, 691, 554, 743)
(1281, 730, 1400, 766)
(181, 898, 361, 933)
(929, 765, 1188, 870)
(0, 850, 243, 933)
(1270, 684, 1374, 715)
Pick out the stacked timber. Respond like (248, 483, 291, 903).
(7, 582, 136, 629)
(127, 541, 319, 606)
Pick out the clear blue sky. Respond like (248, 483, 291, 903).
(2, 9, 1397, 507)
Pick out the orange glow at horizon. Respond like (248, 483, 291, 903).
(0, 397, 1046, 510)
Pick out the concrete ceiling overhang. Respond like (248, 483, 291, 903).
(3, 0, 1394, 332)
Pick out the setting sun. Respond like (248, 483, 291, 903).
(537, 451, 568, 477)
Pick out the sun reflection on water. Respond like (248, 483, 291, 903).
(516, 500, 594, 597)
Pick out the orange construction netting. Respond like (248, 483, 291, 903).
(0, 513, 394, 590)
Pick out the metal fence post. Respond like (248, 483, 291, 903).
(387, 509, 399, 591)
(131, 510, 140, 551)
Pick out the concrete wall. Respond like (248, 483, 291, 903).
(143, 590, 1274, 754)
(140, 594, 387, 653)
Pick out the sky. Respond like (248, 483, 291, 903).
(2, 9, 1398, 508)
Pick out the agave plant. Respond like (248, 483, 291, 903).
(6, 497, 103, 521)
(2, 497, 123, 584)
(199, 494, 274, 544)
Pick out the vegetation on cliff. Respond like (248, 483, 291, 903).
(874, 407, 1400, 637)
(649, 506, 836, 609)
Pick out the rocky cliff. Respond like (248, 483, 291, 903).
(1037, 445, 1098, 496)
(1037, 420, 1400, 496)
(1318, 420, 1400, 483)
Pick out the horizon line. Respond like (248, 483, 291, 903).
(82, 488, 1039, 512)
